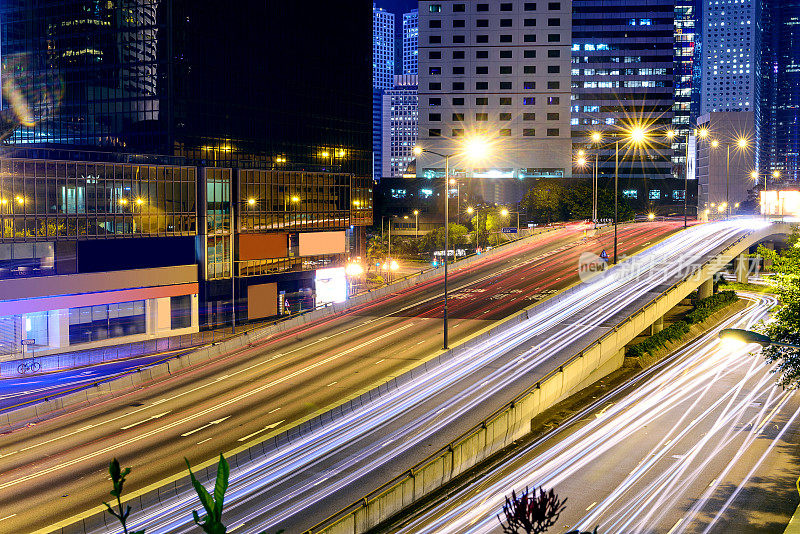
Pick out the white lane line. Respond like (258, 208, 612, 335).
(196, 438, 212, 445)
(375, 359, 385, 365)
(326, 382, 338, 387)
(237, 420, 285, 442)
(180, 416, 231, 437)
(0, 324, 417, 489)
(0, 514, 16, 522)
(586, 501, 597, 511)
(120, 411, 171, 430)
(666, 520, 682, 534)
(268, 407, 281, 414)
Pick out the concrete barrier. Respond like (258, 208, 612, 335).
(306, 221, 793, 534)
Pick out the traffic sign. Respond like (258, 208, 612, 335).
(501, 227, 518, 234)
(21, 339, 35, 346)
(599, 249, 609, 262)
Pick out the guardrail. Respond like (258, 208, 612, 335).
(303, 221, 792, 534)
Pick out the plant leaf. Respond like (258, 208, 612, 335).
(186, 458, 215, 515)
(213, 454, 229, 519)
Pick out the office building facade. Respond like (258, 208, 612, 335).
(759, 0, 800, 182)
(382, 75, 420, 179)
(0, 150, 373, 362)
(403, 9, 420, 75)
(416, 0, 572, 206)
(695, 111, 755, 217)
(571, 0, 677, 209)
(698, 0, 760, 116)
(673, 0, 698, 179)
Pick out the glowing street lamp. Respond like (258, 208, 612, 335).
(247, 197, 256, 207)
(719, 329, 800, 350)
(413, 209, 419, 238)
(414, 137, 492, 349)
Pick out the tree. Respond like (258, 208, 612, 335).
(521, 180, 565, 224)
(419, 223, 469, 254)
(757, 227, 800, 388)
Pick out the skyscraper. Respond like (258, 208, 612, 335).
(373, 4, 396, 179)
(416, 0, 572, 205)
(382, 75, 419, 178)
(403, 9, 419, 75)
(673, 0, 698, 179)
(698, 0, 760, 116)
(1, 1, 372, 176)
(572, 0, 676, 205)
(760, 0, 800, 182)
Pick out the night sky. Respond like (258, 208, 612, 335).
(377, 0, 418, 14)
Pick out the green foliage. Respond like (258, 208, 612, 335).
(627, 291, 739, 358)
(103, 459, 146, 534)
(520, 180, 635, 224)
(186, 454, 230, 534)
(757, 227, 800, 388)
(419, 223, 470, 253)
(685, 290, 738, 324)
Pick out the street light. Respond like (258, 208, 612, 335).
(500, 207, 520, 231)
(590, 131, 602, 225)
(612, 123, 652, 264)
(413, 209, 419, 238)
(719, 329, 800, 350)
(709, 136, 750, 218)
(414, 137, 491, 349)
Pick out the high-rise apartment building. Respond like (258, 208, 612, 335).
(699, 0, 760, 116)
(382, 75, 419, 178)
(416, 0, 572, 205)
(760, 0, 800, 182)
(403, 9, 420, 75)
(572, 0, 676, 205)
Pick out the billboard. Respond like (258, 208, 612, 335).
(299, 231, 346, 257)
(315, 267, 347, 305)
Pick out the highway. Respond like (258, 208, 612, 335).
(0, 221, 679, 533)
(38, 220, 765, 534)
(392, 292, 800, 534)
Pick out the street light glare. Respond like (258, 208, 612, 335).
(413, 146, 423, 156)
(413, 209, 419, 215)
(247, 197, 256, 206)
(697, 128, 710, 139)
(464, 136, 490, 161)
(711, 139, 720, 148)
(773, 170, 781, 178)
(591, 131, 602, 143)
(666, 130, 676, 139)
(629, 126, 647, 144)
(750, 171, 759, 180)
(648, 212, 655, 220)
(576, 157, 587, 166)
(737, 137, 749, 149)
(500, 208, 509, 217)
(466, 206, 474, 214)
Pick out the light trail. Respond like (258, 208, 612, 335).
(393, 292, 795, 534)
(71, 221, 763, 534)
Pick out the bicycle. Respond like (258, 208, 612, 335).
(18, 360, 41, 374)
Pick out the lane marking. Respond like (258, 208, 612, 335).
(666, 519, 682, 534)
(0, 514, 16, 522)
(586, 501, 597, 511)
(375, 359, 385, 365)
(196, 438, 212, 445)
(237, 420, 285, 442)
(268, 408, 281, 414)
(120, 411, 171, 430)
(180, 416, 231, 437)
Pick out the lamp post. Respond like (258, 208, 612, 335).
(413, 209, 419, 238)
(591, 131, 602, 225)
(612, 124, 650, 264)
(414, 137, 490, 350)
(467, 205, 479, 250)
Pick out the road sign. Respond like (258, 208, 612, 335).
(599, 249, 609, 262)
(21, 339, 35, 346)
(501, 227, 518, 234)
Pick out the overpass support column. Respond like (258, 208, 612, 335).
(650, 316, 664, 335)
(698, 278, 713, 299)
(736, 252, 749, 284)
